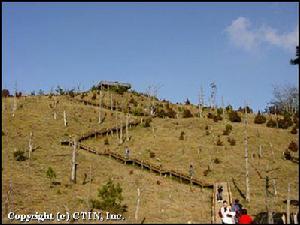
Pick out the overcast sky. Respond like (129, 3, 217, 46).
(2, 2, 299, 111)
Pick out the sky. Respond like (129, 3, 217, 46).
(2, 2, 299, 111)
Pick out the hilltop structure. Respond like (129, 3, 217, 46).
(97, 81, 132, 90)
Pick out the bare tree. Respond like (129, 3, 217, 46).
(28, 132, 33, 160)
(287, 183, 291, 224)
(119, 116, 123, 145)
(126, 113, 129, 141)
(268, 84, 299, 115)
(63, 110, 67, 127)
(198, 86, 204, 118)
(110, 93, 113, 111)
(71, 139, 77, 183)
(135, 188, 141, 222)
(53, 96, 57, 120)
(98, 90, 103, 124)
(210, 82, 217, 110)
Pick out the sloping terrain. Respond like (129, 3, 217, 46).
(2, 91, 299, 223)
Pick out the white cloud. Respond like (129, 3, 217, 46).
(226, 17, 299, 52)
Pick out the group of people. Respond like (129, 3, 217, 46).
(219, 199, 253, 224)
(217, 185, 253, 224)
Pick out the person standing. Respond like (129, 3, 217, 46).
(189, 164, 194, 179)
(231, 199, 242, 223)
(125, 146, 130, 159)
(238, 209, 253, 224)
(220, 200, 235, 224)
(217, 185, 224, 202)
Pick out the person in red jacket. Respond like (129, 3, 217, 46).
(238, 208, 253, 224)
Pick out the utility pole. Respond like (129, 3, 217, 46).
(244, 101, 250, 202)
(12, 82, 18, 117)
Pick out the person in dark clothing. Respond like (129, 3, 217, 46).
(125, 146, 130, 159)
(217, 185, 223, 202)
(231, 199, 243, 223)
(189, 164, 194, 179)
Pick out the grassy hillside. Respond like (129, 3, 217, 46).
(2, 92, 299, 223)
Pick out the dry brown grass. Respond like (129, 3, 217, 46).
(2, 94, 299, 223)
(2, 95, 212, 224)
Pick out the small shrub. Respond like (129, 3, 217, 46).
(228, 111, 241, 122)
(91, 92, 96, 100)
(216, 137, 223, 146)
(132, 108, 144, 116)
(288, 141, 298, 152)
(143, 118, 152, 128)
(283, 150, 292, 160)
(149, 151, 155, 158)
(237, 106, 253, 114)
(46, 167, 56, 187)
(182, 109, 193, 118)
(68, 89, 75, 98)
(203, 166, 211, 176)
(104, 138, 109, 145)
(207, 113, 214, 119)
(16, 92, 22, 98)
(214, 158, 221, 164)
(291, 126, 297, 134)
(205, 130, 210, 136)
(185, 98, 190, 105)
(225, 105, 233, 112)
(166, 108, 177, 119)
(227, 137, 236, 146)
(179, 131, 185, 140)
(226, 124, 232, 131)
(213, 114, 223, 122)
(129, 98, 138, 106)
(156, 108, 167, 118)
(217, 108, 223, 115)
(266, 119, 277, 128)
(254, 111, 267, 124)
(110, 86, 128, 95)
(223, 129, 230, 135)
(2, 89, 10, 97)
(13, 150, 27, 161)
(205, 125, 209, 130)
(90, 178, 127, 213)
(293, 115, 299, 128)
(278, 115, 293, 129)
